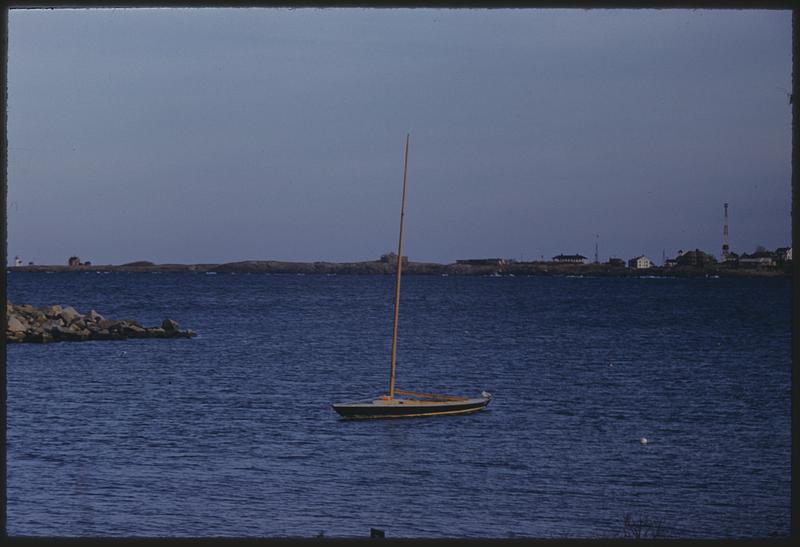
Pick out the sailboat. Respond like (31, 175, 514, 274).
(332, 134, 492, 419)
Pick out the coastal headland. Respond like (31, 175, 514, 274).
(7, 259, 790, 278)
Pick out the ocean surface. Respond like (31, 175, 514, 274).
(5, 272, 792, 538)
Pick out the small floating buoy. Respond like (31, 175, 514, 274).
(640, 437, 648, 445)
(119, 351, 127, 357)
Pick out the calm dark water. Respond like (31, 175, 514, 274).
(5, 272, 791, 538)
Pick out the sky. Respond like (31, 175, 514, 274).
(6, 8, 792, 266)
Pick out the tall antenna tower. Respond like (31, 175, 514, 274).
(722, 203, 730, 260)
(594, 234, 599, 264)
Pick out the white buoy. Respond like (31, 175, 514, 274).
(640, 437, 648, 445)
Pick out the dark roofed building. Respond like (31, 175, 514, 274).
(722, 251, 740, 263)
(676, 249, 717, 268)
(607, 257, 625, 267)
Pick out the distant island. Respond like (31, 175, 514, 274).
(7, 250, 792, 278)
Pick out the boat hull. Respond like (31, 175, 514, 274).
(332, 395, 491, 419)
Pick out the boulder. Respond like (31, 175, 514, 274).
(121, 319, 143, 329)
(162, 319, 180, 332)
(7, 316, 28, 333)
(50, 325, 75, 338)
(124, 324, 146, 336)
(98, 319, 119, 331)
(69, 317, 88, 329)
(6, 311, 27, 342)
(41, 320, 61, 332)
(25, 330, 53, 343)
(60, 306, 81, 324)
(86, 310, 104, 323)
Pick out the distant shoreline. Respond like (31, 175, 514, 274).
(7, 259, 791, 278)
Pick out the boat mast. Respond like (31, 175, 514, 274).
(388, 134, 410, 399)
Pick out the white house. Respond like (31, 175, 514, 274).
(776, 247, 792, 262)
(14, 256, 22, 266)
(739, 252, 775, 267)
(553, 254, 587, 264)
(628, 256, 653, 269)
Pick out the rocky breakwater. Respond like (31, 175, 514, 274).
(6, 302, 196, 343)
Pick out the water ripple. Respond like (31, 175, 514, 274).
(6, 273, 790, 538)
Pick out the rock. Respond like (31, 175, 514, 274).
(70, 318, 88, 330)
(50, 324, 90, 341)
(122, 319, 143, 328)
(7, 316, 28, 333)
(6, 301, 196, 343)
(7, 332, 26, 343)
(50, 325, 75, 338)
(98, 319, 122, 331)
(86, 310, 104, 322)
(60, 306, 81, 324)
(25, 330, 53, 343)
(124, 324, 147, 337)
(162, 319, 180, 332)
(41, 320, 61, 332)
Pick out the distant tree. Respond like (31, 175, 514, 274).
(755, 245, 767, 253)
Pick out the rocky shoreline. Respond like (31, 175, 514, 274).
(6, 259, 791, 278)
(6, 301, 196, 343)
